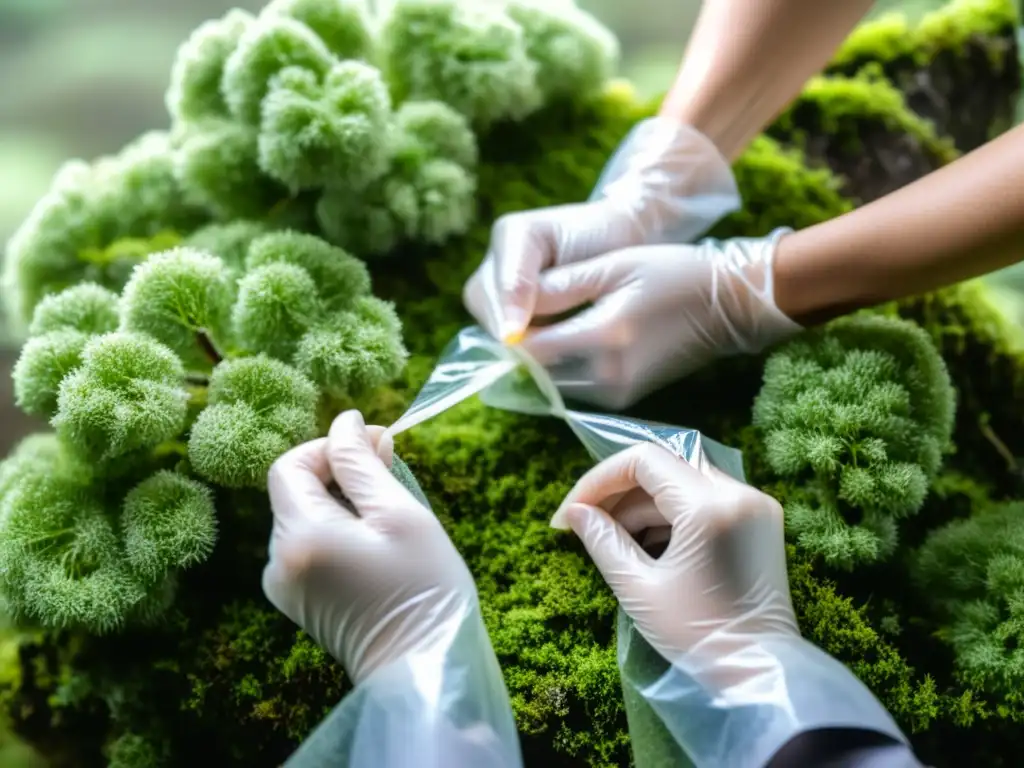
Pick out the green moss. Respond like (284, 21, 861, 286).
(832, 0, 1019, 71)
(772, 68, 958, 164)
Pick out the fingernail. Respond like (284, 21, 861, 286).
(551, 503, 585, 531)
(503, 328, 525, 345)
(500, 307, 529, 345)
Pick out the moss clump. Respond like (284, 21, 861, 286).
(753, 314, 957, 569)
(831, 0, 1019, 71)
(772, 68, 958, 165)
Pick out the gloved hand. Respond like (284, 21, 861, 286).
(262, 409, 477, 685)
(463, 117, 741, 344)
(552, 443, 912, 767)
(551, 442, 799, 678)
(518, 231, 803, 410)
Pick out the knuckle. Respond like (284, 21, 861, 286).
(504, 270, 537, 302)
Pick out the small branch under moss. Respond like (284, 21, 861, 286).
(197, 330, 223, 366)
(979, 418, 1018, 473)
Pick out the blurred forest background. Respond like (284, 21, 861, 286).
(0, 0, 1021, 764)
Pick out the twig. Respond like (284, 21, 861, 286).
(197, 330, 223, 365)
(979, 419, 1018, 473)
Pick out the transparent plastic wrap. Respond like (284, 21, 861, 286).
(617, 617, 910, 768)
(383, 326, 745, 477)
(285, 597, 522, 768)
(290, 325, 907, 767)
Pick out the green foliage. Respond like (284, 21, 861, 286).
(832, 0, 1019, 70)
(159, 0, 617, 267)
(914, 502, 1024, 699)
(53, 332, 190, 463)
(234, 231, 406, 395)
(0, 433, 198, 636)
(380, 0, 541, 126)
(119, 248, 235, 371)
(165, 9, 255, 123)
(223, 15, 336, 126)
(188, 356, 319, 489)
(6, 1, 1024, 767)
(182, 220, 271, 277)
(772, 67, 958, 165)
(28, 283, 120, 337)
(2, 226, 404, 634)
(258, 61, 392, 192)
(315, 99, 478, 256)
(172, 119, 284, 221)
(2, 132, 206, 329)
(121, 471, 218, 584)
(105, 731, 168, 768)
(505, 0, 619, 102)
(12, 330, 89, 418)
(264, 0, 374, 61)
(753, 314, 957, 569)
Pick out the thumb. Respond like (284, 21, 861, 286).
(489, 218, 554, 344)
(327, 410, 424, 518)
(560, 503, 650, 594)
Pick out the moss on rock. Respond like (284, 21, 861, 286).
(771, 68, 957, 202)
(829, 0, 1021, 151)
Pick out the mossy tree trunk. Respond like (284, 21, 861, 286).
(828, 13, 1022, 153)
(772, 1, 1021, 204)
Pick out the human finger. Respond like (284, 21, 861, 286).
(488, 215, 552, 343)
(608, 487, 664, 535)
(517, 301, 626, 368)
(530, 248, 639, 318)
(560, 503, 651, 591)
(552, 443, 708, 529)
(364, 425, 395, 467)
(326, 410, 425, 518)
(267, 437, 349, 520)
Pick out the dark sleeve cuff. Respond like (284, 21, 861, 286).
(768, 728, 928, 768)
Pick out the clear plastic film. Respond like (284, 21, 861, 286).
(378, 325, 910, 768)
(284, 597, 522, 768)
(383, 326, 745, 476)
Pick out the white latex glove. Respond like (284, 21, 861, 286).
(517, 230, 803, 410)
(553, 444, 912, 767)
(551, 442, 799, 676)
(262, 409, 477, 685)
(463, 117, 741, 344)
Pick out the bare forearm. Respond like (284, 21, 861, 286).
(774, 123, 1024, 326)
(659, 0, 874, 160)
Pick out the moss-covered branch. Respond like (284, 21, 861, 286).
(829, 0, 1021, 151)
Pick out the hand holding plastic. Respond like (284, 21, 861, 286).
(262, 409, 477, 683)
(462, 117, 741, 342)
(519, 230, 803, 410)
(264, 410, 523, 768)
(554, 443, 909, 767)
(553, 442, 798, 665)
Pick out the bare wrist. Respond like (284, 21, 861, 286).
(772, 229, 863, 327)
(658, 82, 749, 162)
